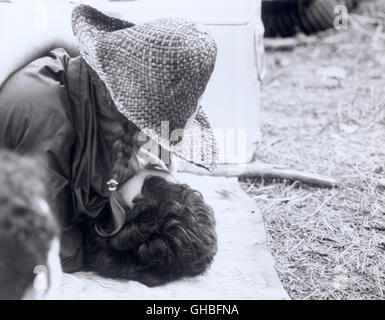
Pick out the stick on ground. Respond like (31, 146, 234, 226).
(178, 162, 338, 188)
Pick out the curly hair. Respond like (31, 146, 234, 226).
(85, 118, 217, 286)
(85, 176, 217, 286)
(0, 150, 58, 300)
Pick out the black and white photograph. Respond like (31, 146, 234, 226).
(0, 0, 384, 305)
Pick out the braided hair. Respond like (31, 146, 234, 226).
(97, 119, 140, 237)
(89, 66, 141, 236)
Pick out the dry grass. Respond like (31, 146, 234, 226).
(240, 3, 385, 300)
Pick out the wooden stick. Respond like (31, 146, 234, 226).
(178, 162, 338, 188)
(264, 34, 318, 51)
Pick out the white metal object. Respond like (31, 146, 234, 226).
(85, 0, 266, 164)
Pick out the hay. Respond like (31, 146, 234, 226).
(240, 1, 385, 300)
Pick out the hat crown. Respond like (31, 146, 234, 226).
(112, 18, 216, 131)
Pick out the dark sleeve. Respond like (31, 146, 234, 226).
(0, 48, 84, 272)
(0, 49, 73, 154)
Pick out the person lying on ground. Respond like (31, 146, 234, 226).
(0, 4, 218, 287)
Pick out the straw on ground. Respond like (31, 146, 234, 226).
(240, 1, 385, 300)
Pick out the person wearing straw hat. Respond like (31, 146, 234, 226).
(0, 4, 218, 286)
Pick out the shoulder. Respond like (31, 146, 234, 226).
(0, 49, 75, 149)
(0, 48, 72, 114)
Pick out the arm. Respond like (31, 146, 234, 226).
(0, 0, 79, 88)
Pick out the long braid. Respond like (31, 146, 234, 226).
(97, 120, 140, 237)
(110, 121, 137, 185)
(88, 64, 140, 237)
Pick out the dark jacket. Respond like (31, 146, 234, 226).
(0, 48, 128, 272)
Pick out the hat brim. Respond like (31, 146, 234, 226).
(137, 105, 217, 172)
(168, 106, 217, 171)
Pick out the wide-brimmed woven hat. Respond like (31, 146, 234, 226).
(72, 4, 218, 171)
